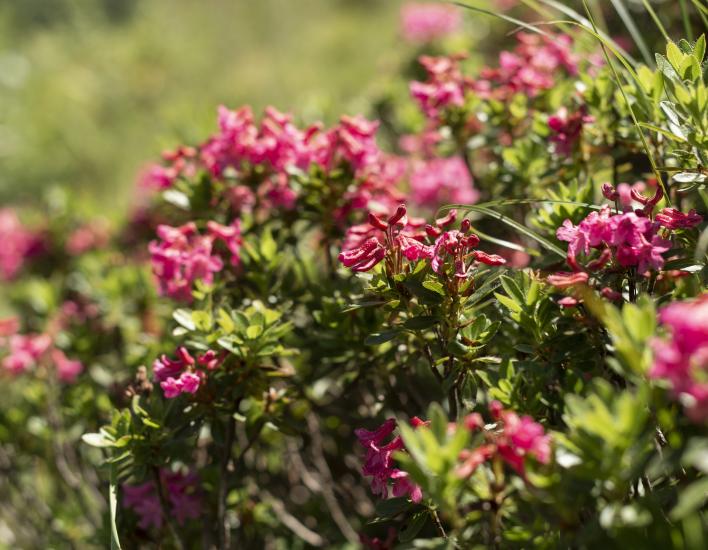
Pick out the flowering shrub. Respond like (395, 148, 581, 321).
(0, 2, 707, 549)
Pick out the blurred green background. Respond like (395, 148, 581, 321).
(0, 0, 409, 214)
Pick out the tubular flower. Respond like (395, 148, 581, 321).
(546, 271, 589, 288)
(548, 107, 593, 156)
(355, 418, 423, 503)
(338, 204, 429, 273)
(471, 32, 578, 101)
(153, 346, 222, 399)
(556, 206, 671, 274)
(655, 208, 703, 230)
(457, 402, 551, 478)
(1, 333, 52, 375)
(650, 294, 708, 422)
(410, 54, 469, 120)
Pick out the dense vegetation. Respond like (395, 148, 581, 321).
(0, 1, 706, 548)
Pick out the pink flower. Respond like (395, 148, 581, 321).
(400, 3, 462, 43)
(0, 209, 39, 280)
(149, 223, 224, 302)
(409, 156, 479, 209)
(650, 294, 708, 422)
(1, 333, 52, 374)
(557, 207, 670, 274)
(655, 208, 703, 230)
(160, 377, 183, 399)
(355, 418, 423, 502)
(51, 349, 83, 383)
(206, 220, 243, 267)
(457, 402, 551, 478)
(66, 220, 110, 256)
(410, 55, 468, 119)
(123, 469, 201, 530)
(153, 347, 194, 382)
(472, 33, 577, 100)
(547, 271, 589, 288)
(122, 482, 163, 530)
(548, 107, 592, 156)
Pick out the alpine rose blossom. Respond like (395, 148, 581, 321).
(458, 402, 551, 478)
(0, 209, 39, 280)
(400, 3, 462, 43)
(355, 418, 423, 502)
(123, 469, 202, 530)
(556, 206, 671, 273)
(409, 157, 479, 209)
(650, 294, 708, 422)
(149, 223, 224, 302)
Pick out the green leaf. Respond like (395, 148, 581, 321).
(670, 477, 708, 520)
(173, 309, 196, 331)
(365, 330, 399, 345)
(374, 496, 411, 518)
(398, 511, 428, 543)
(82, 432, 114, 448)
(404, 316, 439, 330)
(422, 280, 445, 296)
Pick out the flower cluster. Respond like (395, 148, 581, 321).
(556, 205, 671, 273)
(472, 32, 578, 100)
(153, 346, 224, 398)
(149, 221, 241, 302)
(0, 329, 83, 383)
(410, 54, 470, 120)
(122, 469, 202, 530)
(144, 106, 403, 221)
(409, 156, 479, 209)
(339, 205, 506, 277)
(457, 401, 551, 478)
(0, 208, 41, 280)
(650, 294, 708, 422)
(400, 2, 462, 43)
(355, 418, 426, 503)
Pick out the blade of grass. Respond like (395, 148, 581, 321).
(525, 0, 639, 65)
(581, 0, 671, 205)
(451, 2, 553, 38)
(459, 204, 567, 258)
(473, 228, 542, 257)
(689, 0, 708, 30)
(640, 0, 671, 42)
(608, 0, 654, 65)
(678, 0, 694, 42)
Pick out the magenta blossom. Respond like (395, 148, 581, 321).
(123, 469, 202, 530)
(548, 107, 593, 156)
(655, 208, 703, 230)
(458, 402, 551, 478)
(1, 333, 52, 374)
(650, 294, 708, 422)
(149, 222, 225, 302)
(410, 54, 469, 120)
(400, 2, 462, 43)
(556, 206, 670, 273)
(355, 418, 423, 503)
(0, 209, 40, 281)
(409, 156, 479, 209)
(51, 349, 84, 383)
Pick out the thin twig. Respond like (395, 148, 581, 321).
(262, 490, 327, 547)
